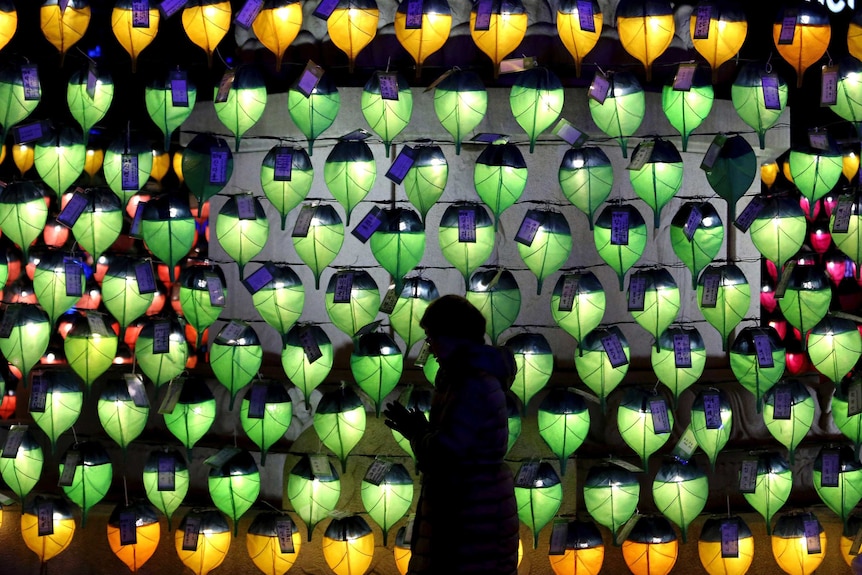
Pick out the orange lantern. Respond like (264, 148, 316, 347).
(616, 0, 675, 81)
(690, 0, 747, 82)
(469, 0, 528, 77)
(772, 3, 830, 88)
(40, 0, 91, 65)
(394, 0, 452, 77)
(252, 0, 303, 71)
(182, 0, 232, 68)
(111, 0, 160, 72)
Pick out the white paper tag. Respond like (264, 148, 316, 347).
(309, 454, 333, 479)
(671, 425, 698, 462)
(37, 500, 54, 536)
(553, 118, 588, 147)
(650, 399, 671, 434)
(236, 195, 257, 220)
(720, 520, 739, 558)
(277, 519, 295, 553)
(673, 63, 697, 91)
(673, 333, 692, 368)
(121, 154, 139, 190)
(627, 142, 654, 171)
(152, 321, 171, 354)
(182, 516, 201, 551)
(702, 392, 722, 429)
(804, 519, 822, 554)
(158, 453, 176, 491)
(739, 459, 758, 493)
(364, 460, 391, 485)
(21, 65, 40, 101)
(558, 274, 579, 312)
(808, 129, 830, 151)
(414, 342, 431, 368)
(333, 272, 354, 303)
(700, 134, 726, 172)
(820, 450, 840, 487)
(125, 373, 150, 408)
(218, 321, 246, 343)
(206, 274, 225, 307)
(29, 372, 48, 413)
(209, 148, 229, 185)
(58, 449, 80, 487)
(157, 378, 184, 415)
(379, 285, 399, 315)
(86, 311, 110, 336)
(299, 327, 323, 364)
(821, 65, 839, 107)
(832, 196, 854, 234)
(627, 275, 646, 311)
(601, 334, 628, 368)
(772, 386, 792, 420)
(610, 210, 629, 245)
(499, 57, 536, 74)
(733, 197, 767, 232)
(514, 212, 542, 246)
(291, 204, 317, 238)
(700, 272, 720, 308)
(204, 446, 242, 468)
(849, 381, 862, 416)
(215, 69, 236, 104)
(683, 204, 703, 240)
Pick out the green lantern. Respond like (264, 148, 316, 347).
(281, 324, 333, 408)
(350, 332, 403, 417)
(831, 56, 862, 137)
(313, 385, 367, 472)
(69, 187, 123, 261)
(575, 326, 629, 410)
(101, 256, 155, 335)
(831, 194, 862, 276)
(213, 65, 267, 151)
(208, 448, 260, 536)
(594, 204, 648, 290)
(286, 454, 341, 541)
(28, 369, 82, 452)
(516, 208, 572, 295)
(0, 426, 43, 501)
(515, 460, 563, 548)
(474, 141, 527, 229)
(143, 448, 189, 529)
(390, 276, 438, 351)
(103, 133, 153, 207)
(661, 68, 713, 152)
(789, 145, 844, 217)
(691, 388, 732, 472)
(832, 380, 862, 451)
(813, 445, 862, 526)
(433, 69, 487, 155)
(136, 316, 189, 387)
(34, 125, 86, 198)
(808, 315, 862, 384)
(617, 387, 674, 470)
(360, 462, 413, 545)
(369, 207, 425, 292)
(627, 268, 681, 346)
(141, 195, 196, 282)
(537, 388, 590, 475)
(550, 271, 605, 348)
(505, 332, 553, 411)
(0, 62, 40, 144)
(558, 146, 613, 230)
(361, 71, 412, 157)
(178, 264, 226, 349)
(651, 325, 706, 406)
(0, 181, 48, 259)
(729, 326, 785, 412)
(59, 440, 112, 527)
(704, 135, 757, 222)
(181, 133, 233, 205)
(762, 379, 815, 464)
(287, 72, 340, 156)
(64, 312, 118, 389)
(466, 267, 521, 345)
(438, 202, 495, 289)
(670, 202, 724, 289)
(162, 377, 216, 457)
(778, 264, 831, 342)
(260, 144, 313, 230)
(0, 304, 50, 382)
(210, 320, 262, 409)
(32, 250, 85, 325)
(652, 459, 707, 543)
(696, 264, 750, 350)
(510, 67, 564, 153)
(324, 269, 379, 338)
(66, 66, 113, 145)
(248, 263, 304, 345)
(583, 463, 640, 535)
(240, 381, 293, 466)
(422, 352, 440, 384)
(216, 193, 269, 280)
(292, 203, 344, 290)
(324, 138, 376, 225)
(588, 71, 645, 158)
(145, 68, 197, 151)
(629, 138, 683, 228)
(97, 377, 149, 453)
(731, 63, 788, 149)
(743, 452, 791, 535)
(403, 144, 448, 222)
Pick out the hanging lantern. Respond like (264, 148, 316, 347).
(706, 135, 757, 223)
(510, 67, 563, 153)
(394, 0, 450, 76)
(31, 250, 86, 325)
(28, 369, 82, 452)
(0, 1, 16, 54)
(59, 440, 112, 527)
(66, 66, 113, 144)
(207, 448, 260, 536)
(652, 459, 707, 543)
(729, 326, 785, 412)
(0, 64, 40, 145)
(594, 204, 648, 290)
(40, 0, 91, 65)
(773, 3, 830, 88)
(556, 0, 601, 77)
(146, 69, 197, 151)
(181, 133, 233, 206)
(558, 146, 613, 230)
(136, 316, 189, 387)
(833, 380, 862, 451)
(101, 256, 156, 336)
(21, 496, 75, 564)
(174, 509, 231, 575)
(281, 323, 333, 408)
(328, 0, 379, 72)
(583, 463, 639, 535)
(324, 138, 376, 225)
(97, 377, 148, 453)
(537, 388, 590, 474)
(213, 65, 267, 152)
(549, 519, 604, 575)
(771, 512, 827, 574)
(474, 141, 527, 229)
(178, 264, 227, 349)
(808, 315, 862, 384)
(505, 332, 553, 411)
(360, 462, 412, 546)
(661, 68, 714, 152)
(68, 187, 123, 261)
(111, 0, 159, 72)
(466, 267, 521, 345)
(350, 331, 403, 416)
(697, 264, 750, 350)
(403, 144, 447, 222)
(670, 202, 725, 289)
(575, 326, 629, 410)
(260, 144, 313, 230)
(324, 270, 379, 338)
(181, 0, 231, 67)
(651, 325, 706, 406)
(106, 501, 160, 572)
(690, 1, 747, 82)
(514, 460, 562, 548)
(292, 203, 344, 290)
(621, 515, 679, 575)
(629, 138, 683, 229)
(469, 0, 527, 76)
(617, 387, 674, 470)
(550, 271, 605, 348)
(390, 276, 437, 351)
(247, 512, 302, 574)
(778, 264, 831, 342)
(141, 195, 196, 282)
(433, 69, 486, 155)
(590, 71, 646, 158)
(210, 320, 262, 409)
(789, 145, 843, 217)
(744, 452, 791, 535)
(762, 379, 815, 464)
(313, 385, 367, 472)
(65, 312, 118, 388)
(698, 515, 754, 575)
(616, 0, 674, 81)
(240, 381, 292, 466)
(34, 125, 85, 198)
(731, 63, 788, 149)
(831, 195, 862, 277)
(0, 303, 50, 382)
(286, 454, 341, 541)
(322, 515, 375, 575)
(287, 72, 339, 156)
(252, 0, 302, 71)
(691, 388, 732, 471)
(762, 160, 780, 189)
(361, 71, 412, 157)
(143, 448, 189, 529)
(627, 268, 681, 346)
(216, 194, 269, 279)
(103, 133, 154, 207)
(516, 208, 571, 295)
(249, 263, 305, 345)
(831, 57, 862, 138)
(813, 445, 862, 527)
(369, 207, 425, 291)
(0, 426, 43, 501)
(163, 377, 216, 457)
(438, 202, 494, 289)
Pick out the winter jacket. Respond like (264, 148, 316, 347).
(407, 343, 520, 575)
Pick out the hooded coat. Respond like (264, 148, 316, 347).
(407, 343, 520, 575)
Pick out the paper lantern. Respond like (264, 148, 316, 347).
(403, 144, 447, 222)
(175, 509, 231, 575)
(0, 180, 46, 258)
(690, 1, 747, 81)
(594, 204, 648, 290)
(438, 202, 494, 288)
(210, 321, 262, 409)
(163, 378, 216, 457)
(0, 426, 43, 501)
(652, 459, 707, 543)
(670, 202, 724, 289)
(698, 515, 754, 575)
(696, 264, 750, 350)
(12, 144, 35, 177)
(361, 71, 412, 157)
(616, 0, 674, 81)
(216, 194, 269, 279)
(34, 125, 86, 198)
(537, 388, 590, 474)
(618, 387, 674, 470)
(558, 146, 613, 230)
(369, 207, 425, 291)
(101, 256, 156, 335)
(691, 388, 732, 471)
(661, 69, 713, 152)
(178, 264, 227, 349)
(629, 139, 683, 228)
(106, 501, 160, 572)
(549, 519, 604, 575)
(627, 268, 681, 346)
(622, 515, 678, 575)
(812, 445, 862, 526)
(247, 513, 302, 575)
(68, 187, 122, 261)
(0, 1, 16, 53)
(469, 0, 527, 76)
(583, 463, 639, 535)
(324, 138, 376, 225)
(249, 263, 305, 344)
(329, 1, 380, 71)
(731, 63, 788, 149)
(771, 512, 826, 575)
(322, 515, 374, 575)
(466, 267, 520, 344)
(350, 331, 403, 416)
(831, 57, 862, 138)
(66, 66, 113, 143)
(103, 134, 153, 207)
(762, 161, 780, 189)
(0, 64, 40, 144)
(97, 377, 148, 452)
(516, 208, 571, 295)
(111, 0, 159, 72)
(743, 452, 791, 534)
(773, 4, 830, 88)
(208, 448, 260, 536)
(394, 0, 451, 76)
(21, 496, 75, 563)
(474, 142, 527, 229)
(832, 380, 862, 451)
(789, 147, 843, 217)
(28, 369, 82, 452)
(556, 0, 601, 77)
(40, 0, 90, 65)
(831, 194, 862, 276)
(324, 270, 379, 338)
(313, 385, 367, 472)
(575, 326, 629, 410)
(0, 303, 50, 382)
(146, 69, 197, 151)
(287, 72, 339, 155)
(59, 440, 112, 527)
(65, 312, 118, 388)
(706, 137, 756, 222)
(433, 69, 486, 155)
(136, 316, 188, 387)
(143, 448, 189, 529)
(213, 65, 267, 151)
(514, 461, 562, 548)
(652, 325, 706, 406)
(729, 326, 785, 412)
(286, 454, 341, 540)
(141, 195, 196, 282)
(292, 203, 344, 290)
(260, 144, 313, 230)
(31, 250, 85, 325)
(505, 332, 553, 411)
(778, 264, 831, 342)
(509, 67, 563, 153)
(253, 0, 302, 71)
(550, 271, 605, 348)
(281, 323, 333, 407)
(808, 315, 862, 384)
(181, 0, 231, 67)
(240, 382, 292, 466)
(182, 133, 233, 206)
(389, 276, 438, 350)
(762, 379, 814, 464)
(360, 462, 412, 545)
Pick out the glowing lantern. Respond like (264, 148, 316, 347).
(369, 207, 425, 291)
(505, 332, 553, 410)
(627, 268, 680, 346)
(514, 460, 562, 548)
(516, 208, 572, 295)
(146, 69, 197, 151)
(469, 0, 527, 76)
(143, 448, 189, 529)
(813, 445, 862, 526)
(59, 440, 112, 527)
(210, 320, 262, 409)
(393, 0, 450, 77)
(559, 146, 613, 230)
(670, 202, 724, 290)
(69, 187, 123, 261)
(181, 133, 233, 206)
(181, 0, 231, 67)
(136, 316, 189, 387)
(34, 125, 86, 198)
(260, 144, 313, 230)
(652, 325, 706, 406)
(778, 264, 831, 341)
(178, 264, 227, 349)
(213, 65, 267, 151)
(510, 67, 564, 153)
(360, 462, 412, 545)
(661, 69, 713, 152)
(691, 388, 732, 471)
(216, 194, 269, 279)
(729, 326, 785, 412)
(286, 454, 341, 540)
(313, 385, 367, 472)
(833, 381, 862, 451)
(550, 271, 605, 348)
(438, 202, 495, 288)
(207, 448, 260, 536)
(361, 71, 412, 156)
(252, 0, 302, 71)
(40, 0, 91, 65)
(622, 515, 678, 575)
(403, 144, 447, 221)
(150, 148, 170, 183)
(65, 312, 118, 388)
(731, 63, 788, 149)
(617, 387, 674, 470)
(141, 195, 196, 282)
(328, 0, 379, 72)
(322, 515, 375, 575)
(66, 66, 113, 144)
(324, 138, 376, 225)
(629, 139, 683, 228)
(0, 426, 43, 501)
(697, 264, 750, 350)
(240, 381, 292, 466)
(616, 0, 674, 81)
(808, 315, 862, 384)
(28, 369, 82, 452)
(104, 134, 154, 208)
(249, 263, 305, 344)
(0, 64, 40, 144)
(771, 512, 826, 575)
(31, 251, 85, 325)
(698, 515, 754, 575)
(594, 204, 648, 290)
(0, 1, 16, 53)
(0, 304, 50, 382)
(474, 141, 527, 229)
(247, 512, 302, 575)
(288, 72, 340, 156)
(281, 324, 333, 407)
(21, 496, 75, 564)
(831, 57, 862, 137)
(433, 69, 486, 155)
(13, 143, 35, 176)
(652, 459, 707, 543)
(292, 203, 344, 289)
(163, 377, 216, 457)
(762, 160, 779, 189)
(789, 146, 843, 217)
(97, 377, 148, 452)
(324, 270, 379, 338)
(773, 4, 830, 88)
(690, 1, 747, 81)
(106, 501, 160, 572)
(175, 509, 231, 575)
(575, 326, 629, 410)
(705, 135, 756, 222)
(762, 380, 815, 464)
(101, 256, 156, 336)
(350, 331, 403, 416)
(389, 389, 430, 460)
(549, 519, 604, 575)
(83, 146, 103, 180)
(390, 276, 438, 350)
(744, 451, 792, 534)
(583, 463, 639, 535)
(831, 194, 862, 276)
(466, 267, 521, 344)
(111, 0, 159, 72)
(537, 388, 590, 474)
(556, 0, 601, 77)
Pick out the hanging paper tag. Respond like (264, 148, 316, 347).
(158, 378, 184, 415)
(739, 458, 758, 493)
(182, 516, 201, 551)
(650, 399, 671, 433)
(86, 311, 110, 336)
(313, 0, 339, 19)
(673, 63, 698, 91)
(609, 457, 642, 472)
(160, 0, 188, 18)
(378, 73, 400, 101)
(87, 62, 98, 99)
(333, 271, 354, 303)
(601, 333, 628, 368)
(774, 261, 795, 299)
(671, 425, 698, 462)
(499, 57, 536, 74)
(126, 373, 150, 408)
(58, 449, 80, 487)
(354, 319, 383, 340)
(549, 520, 569, 555)
(703, 392, 722, 429)
(242, 263, 274, 294)
(515, 462, 539, 487)
(13, 121, 45, 145)
(761, 74, 782, 110)
(693, 4, 711, 39)
(64, 259, 83, 297)
(135, 261, 157, 294)
(384, 145, 415, 184)
(299, 327, 323, 364)
(0, 305, 21, 339)
(121, 154, 139, 190)
(821, 65, 839, 107)
(205, 274, 226, 307)
(589, 71, 610, 104)
(215, 69, 236, 103)
(772, 386, 792, 420)
(310, 454, 333, 479)
(804, 519, 822, 554)
(474, 0, 492, 30)
(700, 134, 727, 172)
(414, 341, 431, 368)
(610, 210, 629, 245)
(235, 195, 257, 221)
(778, 10, 797, 45)
(627, 142, 654, 171)
(235, 0, 264, 28)
(292, 204, 317, 238)
(577, 0, 595, 32)
(218, 320, 246, 343)
(274, 149, 293, 181)
(205, 446, 242, 468)
(733, 196, 766, 232)
(209, 148, 229, 184)
(152, 321, 172, 354)
(379, 284, 399, 315)
(808, 129, 830, 151)
(277, 519, 295, 553)
(351, 206, 383, 243)
(820, 450, 840, 487)
(683, 204, 703, 241)
(296, 61, 325, 96)
(132, 0, 150, 27)
(614, 514, 641, 546)
(129, 202, 146, 238)
(832, 196, 854, 234)
(21, 65, 40, 101)
(514, 212, 542, 246)
(673, 333, 692, 368)
(405, 0, 424, 28)
(247, 383, 268, 419)
(170, 70, 189, 107)
(2, 425, 26, 458)
(57, 191, 88, 228)
(752, 333, 775, 368)
(558, 275, 579, 312)
(364, 460, 392, 485)
(720, 520, 739, 558)
(553, 118, 588, 147)
(37, 500, 54, 536)
(627, 275, 646, 312)
(119, 510, 138, 545)
(458, 208, 477, 243)
(471, 133, 508, 144)
(29, 372, 48, 413)
(849, 380, 862, 416)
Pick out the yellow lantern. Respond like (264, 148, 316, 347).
(322, 516, 375, 575)
(851, 11, 862, 63)
(689, 1, 747, 82)
(328, 0, 380, 73)
(843, 149, 860, 183)
(616, 0, 675, 81)
(111, 0, 160, 72)
(83, 145, 104, 180)
(556, 0, 601, 77)
(771, 512, 826, 575)
(21, 496, 76, 564)
(172, 147, 184, 184)
(106, 502, 161, 573)
(174, 509, 231, 575)
(772, 4, 830, 88)
(252, 0, 302, 72)
(0, 143, 5, 165)
(0, 1, 17, 54)
(469, 0, 528, 77)
(13, 143, 34, 176)
(151, 148, 170, 183)
(182, 0, 232, 68)
(395, 0, 452, 77)
(622, 515, 679, 575)
(40, 0, 91, 66)
(761, 160, 779, 189)
(246, 512, 302, 575)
